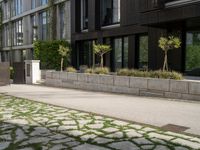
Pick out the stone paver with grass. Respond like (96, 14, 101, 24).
(0, 94, 200, 150)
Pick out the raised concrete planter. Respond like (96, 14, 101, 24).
(44, 71, 200, 101)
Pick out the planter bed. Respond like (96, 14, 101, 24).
(44, 71, 200, 101)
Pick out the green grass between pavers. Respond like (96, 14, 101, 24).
(0, 94, 199, 150)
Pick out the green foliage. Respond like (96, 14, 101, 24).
(85, 67, 110, 75)
(58, 45, 71, 71)
(93, 43, 112, 67)
(66, 67, 77, 73)
(159, 36, 181, 51)
(33, 40, 70, 70)
(10, 67, 14, 79)
(58, 45, 70, 57)
(158, 36, 181, 71)
(117, 69, 183, 80)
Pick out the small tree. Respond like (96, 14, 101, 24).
(93, 43, 111, 68)
(159, 36, 181, 71)
(58, 45, 70, 72)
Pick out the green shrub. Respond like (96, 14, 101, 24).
(85, 68, 94, 74)
(34, 40, 70, 70)
(10, 67, 14, 79)
(66, 67, 77, 73)
(84, 67, 110, 75)
(117, 69, 183, 80)
(94, 67, 109, 74)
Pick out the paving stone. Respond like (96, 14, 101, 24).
(0, 134, 12, 140)
(148, 133, 174, 141)
(109, 141, 140, 150)
(15, 129, 28, 142)
(133, 137, 152, 145)
(30, 127, 50, 136)
(173, 138, 200, 149)
(0, 142, 10, 150)
(81, 134, 97, 141)
(62, 120, 77, 125)
(67, 141, 81, 147)
(129, 124, 143, 130)
(125, 129, 143, 138)
(174, 147, 189, 150)
(106, 132, 124, 138)
(49, 144, 67, 150)
(142, 127, 156, 132)
(51, 138, 74, 144)
(68, 130, 85, 137)
(103, 127, 118, 133)
(113, 120, 129, 126)
(154, 145, 170, 150)
(57, 125, 77, 131)
(141, 145, 155, 149)
(73, 144, 109, 150)
(87, 123, 104, 129)
(93, 137, 113, 144)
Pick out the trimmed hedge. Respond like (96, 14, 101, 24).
(117, 69, 183, 80)
(34, 40, 70, 70)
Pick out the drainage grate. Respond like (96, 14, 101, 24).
(161, 124, 190, 133)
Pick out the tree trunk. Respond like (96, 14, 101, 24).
(100, 55, 104, 68)
(163, 51, 168, 71)
(61, 57, 64, 72)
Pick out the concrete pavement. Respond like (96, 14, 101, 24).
(0, 84, 200, 136)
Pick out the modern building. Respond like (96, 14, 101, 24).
(71, 0, 200, 75)
(0, 0, 71, 64)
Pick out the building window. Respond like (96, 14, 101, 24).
(81, 0, 89, 30)
(13, 19, 23, 46)
(101, 0, 120, 26)
(12, 0, 23, 16)
(32, 0, 37, 9)
(78, 40, 94, 67)
(3, 1, 10, 20)
(113, 37, 128, 70)
(40, 0, 48, 6)
(186, 31, 200, 72)
(39, 11, 48, 40)
(59, 4, 65, 39)
(31, 15, 38, 42)
(138, 35, 148, 70)
(3, 24, 11, 47)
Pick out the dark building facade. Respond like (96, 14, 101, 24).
(71, 0, 200, 75)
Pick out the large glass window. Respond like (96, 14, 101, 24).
(13, 19, 23, 46)
(138, 35, 148, 70)
(59, 4, 65, 39)
(81, 0, 88, 30)
(186, 31, 200, 72)
(101, 0, 120, 26)
(32, 0, 37, 9)
(31, 15, 37, 42)
(12, 0, 23, 16)
(78, 41, 94, 67)
(113, 37, 128, 70)
(40, 0, 48, 6)
(3, 24, 11, 47)
(39, 11, 48, 40)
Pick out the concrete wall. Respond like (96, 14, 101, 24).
(44, 71, 200, 101)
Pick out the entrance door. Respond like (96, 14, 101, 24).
(13, 62, 25, 84)
(186, 31, 200, 76)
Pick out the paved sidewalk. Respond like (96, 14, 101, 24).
(0, 84, 200, 136)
